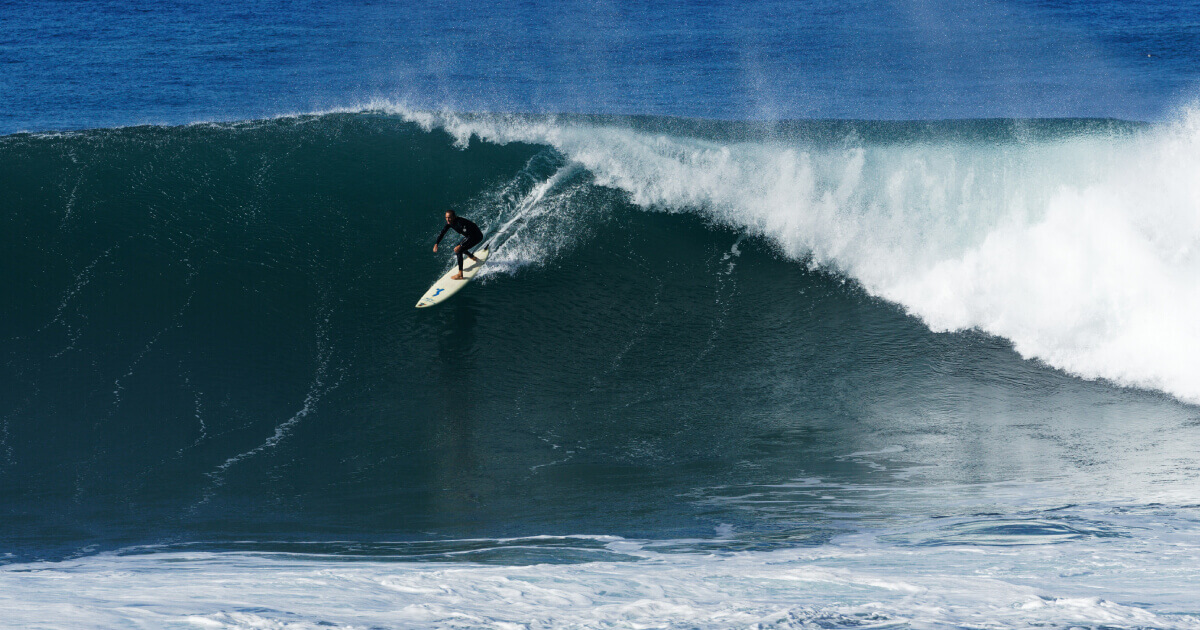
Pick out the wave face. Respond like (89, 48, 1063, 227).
(2, 112, 1200, 627)
(402, 107, 1200, 403)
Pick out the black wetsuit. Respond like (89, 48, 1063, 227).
(436, 216, 483, 274)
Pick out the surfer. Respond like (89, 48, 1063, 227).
(433, 210, 483, 280)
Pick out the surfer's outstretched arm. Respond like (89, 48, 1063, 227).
(433, 224, 452, 251)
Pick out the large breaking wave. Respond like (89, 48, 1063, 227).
(4, 107, 1200, 629)
(3, 109, 1199, 565)
(390, 104, 1200, 403)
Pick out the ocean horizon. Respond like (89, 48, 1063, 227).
(3, 1, 1200, 628)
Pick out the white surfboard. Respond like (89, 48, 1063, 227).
(415, 246, 491, 308)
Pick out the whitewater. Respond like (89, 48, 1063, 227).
(386, 104, 1200, 405)
(4, 109, 1200, 628)
(5, 526, 1200, 629)
(7, 0, 1200, 625)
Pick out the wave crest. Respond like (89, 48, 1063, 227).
(389, 103, 1200, 403)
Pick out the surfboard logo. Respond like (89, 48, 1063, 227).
(416, 247, 488, 308)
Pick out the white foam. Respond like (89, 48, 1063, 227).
(475, 161, 593, 276)
(380, 103, 1200, 404)
(3, 531, 1199, 630)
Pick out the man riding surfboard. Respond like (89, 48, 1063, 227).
(433, 210, 483, 280)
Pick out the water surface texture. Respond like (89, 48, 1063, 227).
(3, 2, 1200, 629)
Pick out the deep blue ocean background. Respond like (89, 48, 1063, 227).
(3, 0, 1200, 132)
(3, 2, 1200, 628)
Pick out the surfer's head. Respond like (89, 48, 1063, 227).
(445, 210, 456, 223)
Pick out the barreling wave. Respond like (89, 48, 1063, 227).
(384, 103, 1200, 403)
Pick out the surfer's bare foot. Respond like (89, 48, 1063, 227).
(451, 273, 463, 280)
(468, 255, 480, 262)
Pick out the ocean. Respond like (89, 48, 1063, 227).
(3, 1, 1200, 628)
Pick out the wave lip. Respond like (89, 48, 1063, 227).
(383, 102, 1200, 404)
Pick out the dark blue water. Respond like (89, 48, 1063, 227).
(3, 3, 1200, 628)
(3, 0, 1200, 134)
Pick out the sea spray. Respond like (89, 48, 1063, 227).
(393, 105, 1200, 403)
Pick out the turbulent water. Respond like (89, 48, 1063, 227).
(2, 109, 1200, 627)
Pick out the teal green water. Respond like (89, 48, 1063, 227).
(5, 1, 1200, 624)
(3, 113, 1194, 566)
